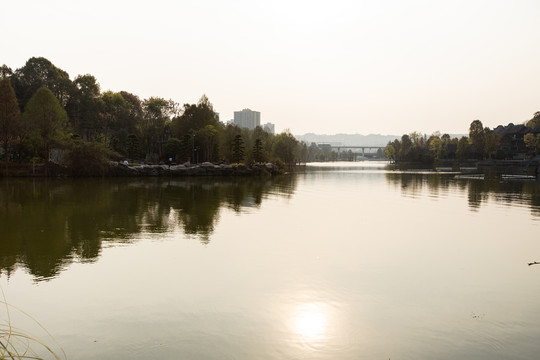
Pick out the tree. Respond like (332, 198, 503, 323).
(219, 124, 242, 161)
(398, 134, 412, 161)
(100, 91, 131, 146)
(384, 144, 396, 161)
(11, 57, 74, 110)
(272, 130, 299, 167)
(170, 95, 220, 139)
(22, 87, 69, 163)
(456, 136, 470, 160)
(64, 139, 116, 177)
(0, 74, 21, 174)
(198, 124, 218, 162)
(252, 138, 265, 163)
(141, 97, 176, 162)
(428, 136, 443, 161)
(483, 128, 500, 158)
(126, 134, 141, 160)
(469, 120, 485, 159)
(67, 74, 102, 141)
(307, 142, 320, 162)
(410, 131, 424, 149)
(163, 137, 182, 161)
(524, 133, 537, 154)
(0, 65, 13, 77)
(231, 134, 245, 163)
(527, 112, 540, 130)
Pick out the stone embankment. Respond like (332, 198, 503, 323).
(109, 162, 283, 177)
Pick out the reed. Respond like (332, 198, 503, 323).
(1, 288, 65, 360)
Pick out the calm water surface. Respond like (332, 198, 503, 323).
(1, 162, 540, 359)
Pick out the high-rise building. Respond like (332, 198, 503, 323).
(233, 109, 260, 130)
(263, 122, 275, 134)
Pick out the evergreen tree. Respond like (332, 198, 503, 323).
(231, 134, 245, 163)
(252, 138, 265, 163)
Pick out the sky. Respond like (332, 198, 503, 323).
(3, 0, 540, 136)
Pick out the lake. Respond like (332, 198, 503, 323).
(1, 162, 540, 359)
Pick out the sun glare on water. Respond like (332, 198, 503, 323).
(292, 302, 329, 340)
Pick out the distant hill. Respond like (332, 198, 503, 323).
(295, 133, 468, 146)
(295, 133, 400, 147)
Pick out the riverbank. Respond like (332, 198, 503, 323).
(0, 161, 285, 177)
(389, 159, 540, 175)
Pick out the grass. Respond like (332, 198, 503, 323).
(1, 287, 65, 360)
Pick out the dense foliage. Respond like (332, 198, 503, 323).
(0, 72, 21, 174)
(2, 57, 540, 174)
(386, 116, 540, 164)
(0, 57, 305, 175)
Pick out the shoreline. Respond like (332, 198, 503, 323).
(0, 161, 286, 178)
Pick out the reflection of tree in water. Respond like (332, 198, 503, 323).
(466, 180, 489, 210)
(385, 172, 540, 214)
(0, 176, 296, 281)
(385, 173, 453, 199)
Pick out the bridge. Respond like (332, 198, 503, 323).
(329, 145, 386, 157)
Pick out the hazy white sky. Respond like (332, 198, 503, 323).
(3, 0, 540, 135)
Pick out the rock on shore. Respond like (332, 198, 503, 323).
(108, 162, 283, 177)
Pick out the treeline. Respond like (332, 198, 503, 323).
(0, 177, 297, 279)
(0, 57, 305, 175)
(301, 143, 384, 162)
(385, 117, 540, 163)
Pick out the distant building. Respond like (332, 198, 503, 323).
(233, 109, 260, 130)
(263, 122, 275, 134)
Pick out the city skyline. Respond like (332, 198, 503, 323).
(3, 0, 540, 136)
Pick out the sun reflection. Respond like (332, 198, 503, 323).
(292, 302, 328, 340)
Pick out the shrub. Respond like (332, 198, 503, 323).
(65, 140, 119, 177)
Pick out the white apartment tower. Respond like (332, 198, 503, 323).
(263, 122, 275, 134)
(233, 109, 261, 130)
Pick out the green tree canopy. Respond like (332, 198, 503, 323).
(527, 112, 540, 130)
(384, 144, 396, 161)
(0, 74, 21, 172)
(428, 136, 443, 160)
(22, 86, 69, 161)
(142, 97, 176, 162)
(469, 120, 486, 158)
(12, 57, 74, 109)
(67, 74, 103, 140)
(231, 134, 245, 164)
(170, 95, 220, 138)
(524, 133, 536, 153)
(162, 137, 183, 161)
(398, 134, 412, 160)
(272, 130, 299, 166)
(252, 138, 266, 163)
(456, 136, 470, 160)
